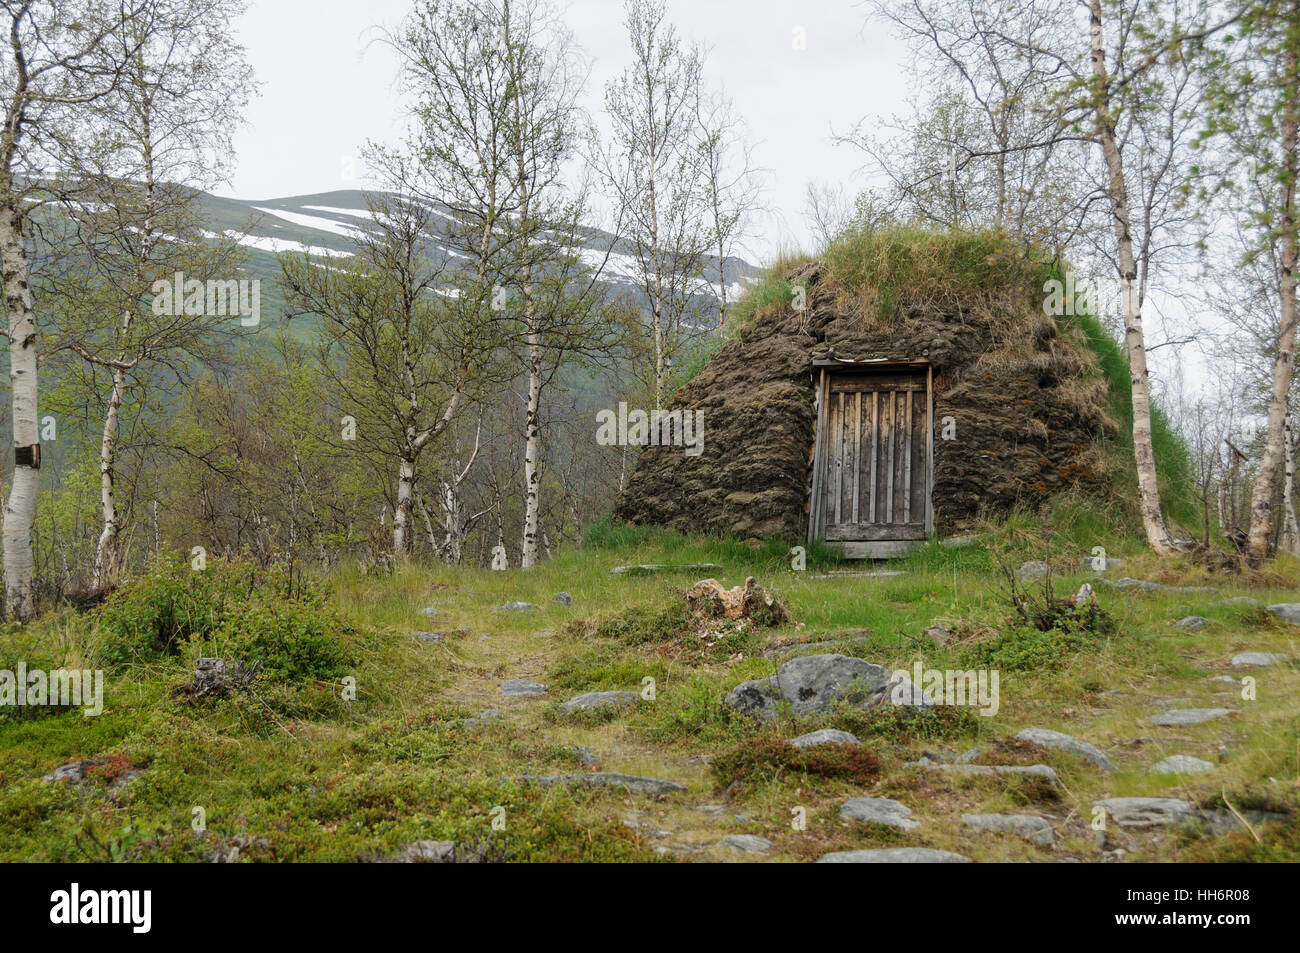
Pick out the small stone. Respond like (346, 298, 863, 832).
(478, 708, 500, 720)
(1018, 560, 1049, 581)
(1070, 583, 1097, 608)
(42, 761, 94, 783)
(1146, 708, 1233, 726)
(419, 606, 440, 617)
(960, 813, 1054, 846)
(1016, 727, 1114, 772)
(923, 624, 953, 647)
(839, 797, 919, 830)
(1230, 652, 1287, 667)
(1149, 754, 1215, 775)
(817, 848, 971, 863)
(561, 690, 641, 714)
(1265, 603, 1300, 624)
(495, 601, 538, 611)
(395, 840, 456, 863)
(1094, 797, 1196, 827)
(412, 631, 443, 642)
(500, 679, 548, 697)
(1173, 616, 1210, 631)
(1215, 596, 1261, 607)
(904, 762, 1059, 783)
(1209, 675, 1239, 683)
(788, 729, 860, 748)
(553, 592, 573, 607)
(718, 834, 772, 852)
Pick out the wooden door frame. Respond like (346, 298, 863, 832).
(807, 358, 933, 547)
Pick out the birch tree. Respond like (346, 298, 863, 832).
(0, 0, 154, 617)
(1196, 0, 1300, 561)
(281, 191, 500, 555)
(596, 0, 713, 406)
(46, 0, 253, 590)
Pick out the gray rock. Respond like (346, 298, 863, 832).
(1149, 755, 1215, 775)
(839, 797, 919, 830)
(788, 728, 860, 748)
(817, 848, 971, 863)
(495, 601, 538, 611)
(960, 813, 1054, 845)
(561, 690, 641, 714)
(1081, 556, 1123, 572)
(42, 761, 94, 783)
(1215, 596, 1261, 607)
(923, 624, 953, 647)
(718, 834, 772, 852)
(500, 679, 548, 697)
(905, 762, 1059, 783)
(478, 708, 500, 720)
(1146, 708, 1233, 726)
(395, 840, 456, 863)
(1094, 797, 1196, 827)
(1016, 727, 1115, 772)
(1103, 578, 1216, 593)
(1230, 651, 1288, 667)
(1173, 616, 1210, 631)
(1018, 560, 1049, 581)
(419, 606, 440, 617)
(1210, 675, 1240, 683)
(517, 772, 685, 796)
(726, 653, 894, 719)
(412, 631, 444, 642)
(1265, 603, 1300, 624)
(553, 592, 573, 607)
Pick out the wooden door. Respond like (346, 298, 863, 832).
(817, 369, 929, 543)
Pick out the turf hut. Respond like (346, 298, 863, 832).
(614, 230, 1117, 557)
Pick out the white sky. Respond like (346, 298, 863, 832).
(218, 0, 911, 264)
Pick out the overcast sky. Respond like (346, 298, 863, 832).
(218, 0, 911, 263)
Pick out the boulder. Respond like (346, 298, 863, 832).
(500, 679, 548, 697)
(1149, 755, 1214, 775)
(1172, 616, 1210, 631)
(725, 654, 894, 719)
(718, 834, 772, 852)
(1016, 727, 1114, 772)
(1266, 604, 1300, 624)
(1093, 797, 1196, 828)
(817, 848, 971, 863)
(553, 592, 573, 607)
(960, 813, 1054, 846)
(1017, 560, 1048, 581)
(839, 797, 919, 830)
(1230, 652, 1287, 667)
(561, 690, 641, 714)
(788, 728, 860, 748)
(495, 601, 538, 611)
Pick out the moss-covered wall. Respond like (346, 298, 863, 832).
(614, 262, 1114, 544)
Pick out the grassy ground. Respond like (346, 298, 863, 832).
(1, 524, 1298, 863)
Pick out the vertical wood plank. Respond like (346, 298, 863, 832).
(868, 391, 879, 524)
(885, 390, 895, 523)
(851, 391, 861, 524)
(832, 391, 843, 525)
(903, 388, 913, 522)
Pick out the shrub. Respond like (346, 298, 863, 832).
(98, 558, 255, 665)
(710, 737, 880, 787)
(207, 588, 354, 684)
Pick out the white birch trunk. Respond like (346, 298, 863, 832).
(1088, 0, 1175, 555)
(520, 334, 543, 569)
(2, 200, 38, 618)
(393, 455, 415, 554)
(1280, 417, 1300, 555)
(1247, 36, 1299, 561)
(92, 366, 125, 590)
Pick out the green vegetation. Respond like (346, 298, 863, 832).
(1, 514, 1296, 862)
